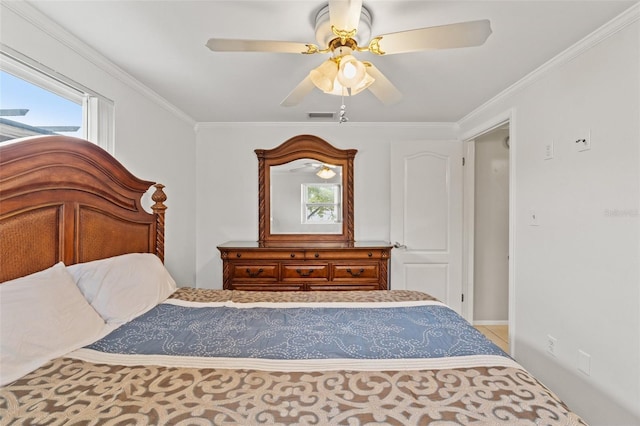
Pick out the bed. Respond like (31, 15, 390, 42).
(0, 136, 586, 425)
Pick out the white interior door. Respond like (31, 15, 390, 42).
(390, 140, 464, 314)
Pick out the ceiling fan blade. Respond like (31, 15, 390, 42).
(206, 38, 310, 54)
(365, 64, 402, 106)
(374, 20, 492, 55)
(290, 165, 314, 172)
(329, 0, 363, 32)
(290, 162, 329, 172)
(281, 76, 316, 107)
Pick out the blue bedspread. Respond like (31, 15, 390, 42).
(87, 303, 506, 360)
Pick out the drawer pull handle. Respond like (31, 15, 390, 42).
(290, 253, 296, 258)
(236, 253, 242, 258)
(314, 253, 320, 258)
(368, 252, 373, 257)
(346, 268, 365, 277)
(296, 269, 314, 277)
(246, 268, 263, 278)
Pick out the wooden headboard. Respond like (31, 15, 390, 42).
(0, 135, 167, 282)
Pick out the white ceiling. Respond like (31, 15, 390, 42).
(28, 0, 636, 123)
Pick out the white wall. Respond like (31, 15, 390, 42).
(460, 13, 640, 425)
(195, 123, 456, 289)
(473, 129, 510, 322)
(1, 3, 198, 286)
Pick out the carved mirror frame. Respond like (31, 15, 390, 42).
(256, 134, 357, 244)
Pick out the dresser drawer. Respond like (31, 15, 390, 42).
(231, 282, 305, 291)
(231, 264, 279, 281)
(308, 283, 381, 291)
(282, 264, 329, 281)
(227, 250, 305, 260)
(307, 249, 388, 260)
(332, 263, 379, 281)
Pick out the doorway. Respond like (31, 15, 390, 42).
(463, 120, 511, 351)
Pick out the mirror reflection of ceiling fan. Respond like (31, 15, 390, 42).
(289, 162, 338, 179)
(206, 0, 491, 107)
(289, 162, 329, 172)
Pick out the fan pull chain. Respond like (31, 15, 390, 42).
(338, 89, 349, 124)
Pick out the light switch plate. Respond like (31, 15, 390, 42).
(529, 210, 540, 226)
(576, 129, 591, 152)
(544, 140, 554, 160)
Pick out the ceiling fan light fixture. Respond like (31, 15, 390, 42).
(319, 69, 373, 97)
(337, 54, 366, 88)
(322, 79, 346, 96)
(343, 61, 358, 79)
(350, 70, 375, 95)
(316, 166, 336, 179)
(309, 59, 338, 92)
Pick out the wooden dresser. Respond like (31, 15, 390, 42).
(227, 135, 389, 291)
(218, 241, 392, 291)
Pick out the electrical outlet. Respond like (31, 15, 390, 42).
(547, 335, 557, 356)
(578, 350, 591, 375)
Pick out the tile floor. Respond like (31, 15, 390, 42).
(475, 325, 509, 353)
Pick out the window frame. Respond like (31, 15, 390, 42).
(301, 182, 342, 225)
(1, 46, 114, 153)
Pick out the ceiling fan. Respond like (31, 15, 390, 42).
(289, 162, 332, 171)
(287, 162, 339, 179)
(206, 0, 491, 107)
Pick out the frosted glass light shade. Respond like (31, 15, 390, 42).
(337, 55, 366, 88)
(317, 166, 336, 179)
(350, 71, 375, 95)
(309, 60, 338, 92)
(323, 79, 347, 96)
(322, 70, 374, 96)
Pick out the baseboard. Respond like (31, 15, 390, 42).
(473, 320, 508, 326)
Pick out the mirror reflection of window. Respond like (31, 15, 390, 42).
(302, 183, 342, 224)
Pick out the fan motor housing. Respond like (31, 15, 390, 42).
(314, 4, 372, 47)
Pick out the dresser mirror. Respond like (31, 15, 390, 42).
(270, 159, 343, 235)
(256, 135, 357, 243)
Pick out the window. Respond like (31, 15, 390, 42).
(0, 47, 114, 152)
(302, 183, 342, 224)
(0, 70, 83, 141)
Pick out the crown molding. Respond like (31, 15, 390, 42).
(458, 2, 640, 129)
(195, 121, 458, 130)
(3, 0, 197, 127)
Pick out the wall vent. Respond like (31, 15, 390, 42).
(307, 112, 335, 119)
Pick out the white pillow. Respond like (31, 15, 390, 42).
(67, 253, 176, 325)
(0, 262, 105, 386)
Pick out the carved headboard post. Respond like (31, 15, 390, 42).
(151, 184, 168, 263)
